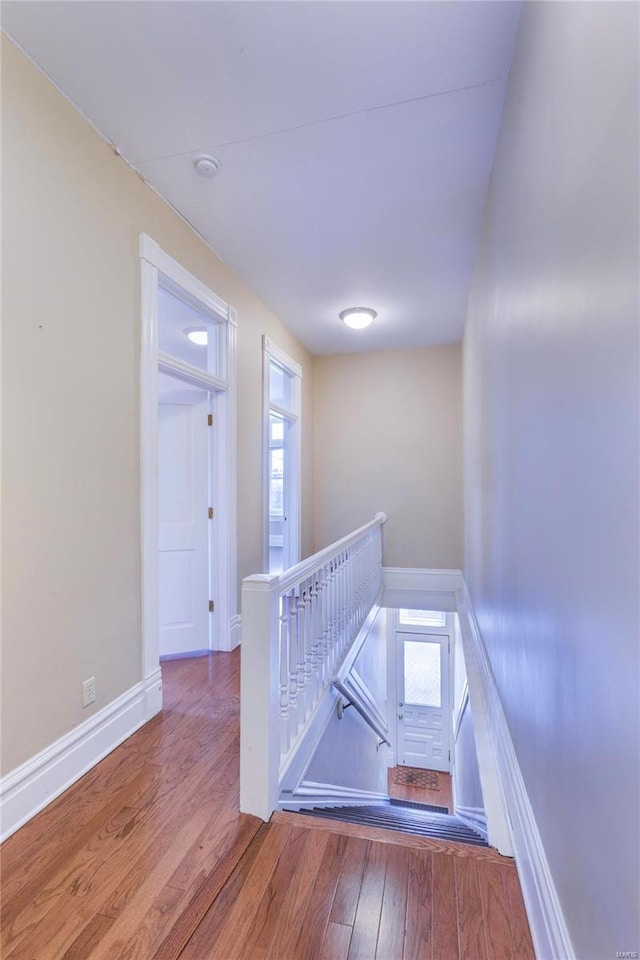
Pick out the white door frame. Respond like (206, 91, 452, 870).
(140, 234, 239, 693)
(395, 630, 451, 771)
(387, 609, 453, 771)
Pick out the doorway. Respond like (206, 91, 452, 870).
(140, 235, 238, 692)
(157, 374, 213, 657)
(395, 610, 451, 772)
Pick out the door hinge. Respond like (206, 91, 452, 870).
(209, 600, 215, 612)
(448, 749, 451, 762)
(208, 507, 214, 519)
(207, 414, 213, 426)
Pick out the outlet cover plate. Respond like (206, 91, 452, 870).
(82, 677, 96, 707)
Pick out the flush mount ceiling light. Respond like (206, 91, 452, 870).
(339, 307, 377, 330)
(193, 154, 221, 179)
(184, 326, 208, 346)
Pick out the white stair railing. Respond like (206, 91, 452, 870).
(240, 512, 386, 820)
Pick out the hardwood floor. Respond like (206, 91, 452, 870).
(0, 653, 260, 960)
(180, 816, 534, 960)
(0, 653, 535, 960)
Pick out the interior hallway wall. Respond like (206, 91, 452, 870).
(463, 3, 639, 957)
(1, 36, 313, 776)
(313, 344, 463, 568)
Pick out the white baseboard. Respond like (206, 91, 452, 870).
(215, 614, 241, 653)
(454, 804, 488, 841)
(280, 781, 389, 810)
(383, 567, 463, 593)
(160, 650, 209, 662)
(0, 669, 163, 842)
(453, 680, 470, 743)
(228, 614, 242, 651)
(457, 581, 575, 960)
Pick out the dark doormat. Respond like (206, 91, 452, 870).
(394, 767, 440, 790)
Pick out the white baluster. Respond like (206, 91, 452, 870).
(314, 574, 326, 687)
(286, 591, 299, 741)
(279, 595, 290, 755)
(292, 589, 305, 723)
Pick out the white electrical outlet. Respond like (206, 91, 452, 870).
(82, 677, 96, 707)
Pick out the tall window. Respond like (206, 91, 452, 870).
(263, 338, 301, 573)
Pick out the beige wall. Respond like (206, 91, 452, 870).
(0, 37, 313, 775)
(313, 345, 463, 569)
(463, 3, 639, 957)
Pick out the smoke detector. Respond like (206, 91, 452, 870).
(193, 154, 221, 179)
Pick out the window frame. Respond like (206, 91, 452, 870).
(262, 336, 302, 573)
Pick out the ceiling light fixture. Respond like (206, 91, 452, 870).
(184, 326, 208, 346)
(339, 307, 377, 330)
(193, 154, 221, 179)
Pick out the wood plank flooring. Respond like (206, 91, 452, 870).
(0, 653, 260, 960)
(180, 817, 534, 960)
(0, 653, 535, 960)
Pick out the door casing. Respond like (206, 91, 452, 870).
(140, 234, 238, 695)
(396, 631, 451, 771)
(387, 609, 453, 774)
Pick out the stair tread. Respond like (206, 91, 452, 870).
(331, 805, 468, 826)
(297, 804, 488, 847)
(388, 797, 448, 814)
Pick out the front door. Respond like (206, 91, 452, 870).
(396, 632, 450, 772)
(157, 377, 210, 657)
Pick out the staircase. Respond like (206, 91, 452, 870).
(296, 798, 488, 847)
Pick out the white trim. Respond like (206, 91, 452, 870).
(454, 804, 488, 841)
(335, 599, 382, 683)
(140, 254, 160, 677)
(0, 671, 162, 842)
(453, 679, 470, 743)
(228, 614, 242, 652)
(263, 336, 302, 378)
(140, 235, 238, 664)
(141, 235, 229, 321)
(383, 567, 463, 593)
(279, 782, 389, 811)
(457, 579, 576, 960)
(212, 308, 238, 651)
(455, 587, 512, 856)
(157, 352, 228, 393)
(262, 335, 302, 572)
(340, 666, 389, 738)
(268, 401, 298, 423)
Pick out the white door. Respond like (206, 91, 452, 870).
(396, 632, 451, 772)
(157, 378, 211, 657)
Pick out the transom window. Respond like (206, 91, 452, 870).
(398, 609, 447, 627)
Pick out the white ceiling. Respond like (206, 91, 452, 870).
(2, 1, 520, 355)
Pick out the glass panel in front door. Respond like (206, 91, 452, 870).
(403, 639, 441, 707)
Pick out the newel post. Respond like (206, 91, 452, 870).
(240, 573, 281, 821)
